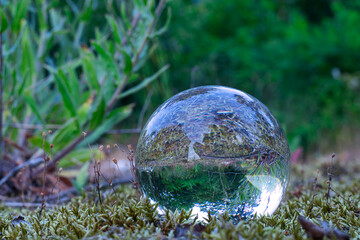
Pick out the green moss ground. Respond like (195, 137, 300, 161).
(0, 157, 359, 239)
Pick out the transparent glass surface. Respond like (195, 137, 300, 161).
(136, 86, 290, 220)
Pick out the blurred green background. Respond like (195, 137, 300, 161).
(138, 0, 360, 154)
(2, 0, 360, 165)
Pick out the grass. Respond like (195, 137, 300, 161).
(0, 155, 359, 239)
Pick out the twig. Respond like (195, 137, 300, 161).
(106, 0, 167, 111)
(1, 202, 58, 208)
(137, 87, 153, 129)
(326, 153, 335, 204)
(127, 144, 140, 200)
(121, 12, 141, 46)
(4, 137, 32, 157)
(39, 131, 48, 217)
(107, 128, 142, 134)
(83, 132, 102, 205)
(9, 123, 142, 135)
(33, 135, 84, 177)
(0, 157, 44, 188)
(10, 123, 62, 130)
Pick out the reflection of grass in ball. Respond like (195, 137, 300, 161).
(136, 162, 249, 211)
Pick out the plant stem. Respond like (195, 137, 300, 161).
(34, 0, 167, 175)
(0, 0, 4, 167)
(106, 0, 167, 111)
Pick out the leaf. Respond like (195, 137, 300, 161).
(89, 97, 106, 130)
(54, 70, 77, 118)
(68, 68, 81, 108)
(92, 42, 120, 79)
(81, 104, 134, 145)
(23, 94, 45, 125)
(0, 9, 8, 33)
(82, 54, 100, 93)
(92, 42, 113, 65)
(77, 95, 94, 125)
(12, 0, 30, 33)
(78, 5, 92, 22)
(3, 26, 24, 56)
(106, 15, 121, 45)
(149, 7, 171, 38)
(58, 148, 94, 168)
(72, 161, 90, 194)
(118, 64, 169, 99)
(120, 2, 131, 29)
(20, 27, 35, 82)
(122, 50, 133, 75)
(28, 136, 51, 153)
(51, 118, 79, 151)
(57, 69, 72, 93)
(17, 70, 29, 96)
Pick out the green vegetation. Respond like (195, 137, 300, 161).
(1, 0, 359, 239)
(159, 0, 360, 151)
(0, 0, 169, 170)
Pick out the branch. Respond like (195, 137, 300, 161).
(0, 157, 44, 188)
(106, 0, 167, 111)
(121, 12, 141, 46)
(32, 135, 85, 177)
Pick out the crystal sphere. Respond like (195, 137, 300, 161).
(136, 86, 290, 220)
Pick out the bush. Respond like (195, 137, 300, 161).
(0, 0, 169, 169)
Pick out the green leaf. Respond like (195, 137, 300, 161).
(35, 0, 46, 30)
(17, 70, 29, 96)
(78, 5, 92, 22)
(51, 118, 79, 151)
(20, 28, 35, 83)
(92, 42, 120, 79)
(149, 7, 171, 38)
(12, 0, 30, 33)
(81, 104, 134, 145)
(77, 95, 94, 126)
(122, 51, 133, 75)
(119, 64, 169, 99)
(68, 68, 81, 108)
(23, 94, 45, 125)
(120, 2, 131, 29)
(0, 9, 9, 33)
(58, 148, 93, 168)
(58, 69, 72, 93)
(28, 136, 51, 153)
(92, 42, 113, 65)
(72, 161, 90, 194)
(54, 70, 77, 118)
(106, 15, 121, 45)
(89, 97, 106, 130)
(82, 55, 100, 93)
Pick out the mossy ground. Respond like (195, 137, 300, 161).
(0, 156, 359, 239)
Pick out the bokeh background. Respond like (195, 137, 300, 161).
(2, 0, 360, 172)
(131, 0, 360, 157)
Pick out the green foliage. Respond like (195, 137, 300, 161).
(160, 0, 360, 150)
(1, 0, 168, 166)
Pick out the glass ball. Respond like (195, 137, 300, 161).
(136, 86, 290, 220)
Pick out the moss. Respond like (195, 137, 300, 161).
(0, 159, 359, 239)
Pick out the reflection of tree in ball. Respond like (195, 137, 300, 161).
(136, 86, 290, 220)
